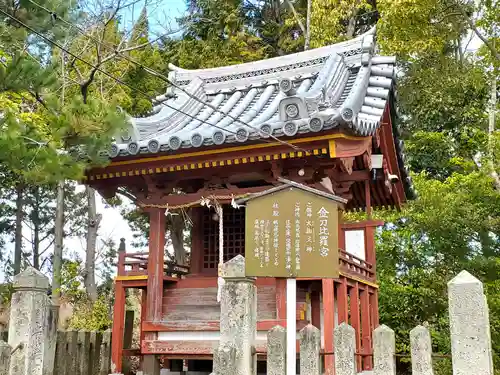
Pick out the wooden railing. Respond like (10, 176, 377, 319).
(118, 249, 374, 282)
(117, 251, 189, 278)
(339, 248, 375, 281)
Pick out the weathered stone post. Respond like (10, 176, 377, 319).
(0, 341, 11, 375)
(334, 323, 356, 375)
(267, 325, 286, 375)
(8, 267, 57, 375)
(410, 325, 434, 375)
(448, 270, 494, 375)
(210, 346, 220, 375)
(218, 255, 257, 375)
(373, 325, 396, 375)
(299, 324, 321, 375)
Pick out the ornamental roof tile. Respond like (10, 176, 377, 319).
(109, 27, 398, 159)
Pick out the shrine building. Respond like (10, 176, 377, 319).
(86, 27, 414, 374)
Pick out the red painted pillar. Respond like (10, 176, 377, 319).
(365, 225, 376, 276)
(310, 290, 321, 329)
(111, 281, 125, 372)
(337, 277, 349, 324)
(322, 279, 335, 375)
(140, 289, 147, 369)
(361, 288, 373, 370)
(146, 207, 166, 325)
(349, 282, 362, 371)
(276, 278, 287, 321)
(370, 288, 380, 329)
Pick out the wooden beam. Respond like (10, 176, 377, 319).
(146, 208, 166, 326)
(349, 282, 362, 371)
(137, 186, 272, 207)
(337, 277, 349, 324)
(276, 278, 287, 320)
(111, 281, 126, 373)
(311, 290, 321, 329)
(360, 288, 373, 370)
(190, 207, 204, 274)
(370, 289, 380, 330)
(142, 319, 287, 332)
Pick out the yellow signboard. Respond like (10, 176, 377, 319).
(244, 185, 344, 278)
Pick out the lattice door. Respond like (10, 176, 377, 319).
(202, 205, 245, 271)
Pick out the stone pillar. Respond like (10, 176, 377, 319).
(448, 270, 494, 375)
(334, 323, 356, 375)
(267, 326, 286, 375)
(410, 326, 434, 375)
(8, 267, 56, 375)
(44, 304, 58, 375)
(210, 346, 220, 375)
(217, 342, 237, 375)
(219, 255, 257, 375)
(373, 325, 396, 375)
(299, 324, 321, 375)
(0, 341, 10, 375)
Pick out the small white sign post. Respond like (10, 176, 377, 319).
(286, 278, 297, 375)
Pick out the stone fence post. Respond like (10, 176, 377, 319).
(0, 341, 10, 375)
(334, 323, 356, 375)
(267, 326, 286, 375)
(373, 325, 396, 375)
(410, 325, 434, 375)
(217, 255, 257, 375)
(299, 324, 321, 375)
(448, 270, 494, 375)
(8, 267, 57, 375)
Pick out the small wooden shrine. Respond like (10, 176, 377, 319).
(86, 27, 414, 374)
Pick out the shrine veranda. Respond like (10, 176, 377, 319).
(86, 27, 414, 374)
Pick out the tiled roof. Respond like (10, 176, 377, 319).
(109, 27, 397, 158)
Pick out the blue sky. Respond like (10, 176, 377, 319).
(120, 0, 188, 38)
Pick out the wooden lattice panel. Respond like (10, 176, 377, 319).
(202, 206, 246, 270)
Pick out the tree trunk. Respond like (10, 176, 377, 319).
(52, 181, 65, 303)
(33, 187, 40, 270)
(488, 68, 499, 190)
(13, 183, 24, 275)
(84, 186, 101, 302)
(304, 0, 312, 50)
(168, 214, 186, 265)
(346, 1, 361, 39)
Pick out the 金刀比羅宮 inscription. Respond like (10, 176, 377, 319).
(245, 187, 341, 278)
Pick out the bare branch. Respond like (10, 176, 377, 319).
(459, 8, 500, 61)
(285, 0, 306, 35)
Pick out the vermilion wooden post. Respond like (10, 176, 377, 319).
(146, 207, 166, 324)
(111, 280, 125, 372)
(322, 278, 335, 375)
(360, 288, 373, 370)
(143, 207, 166, 374)
(276, 278, 287, 321)
(140, 289, 147, 370)
(365, 225, 376, 275)
(190, 208, 203, 275)
(337, 277, 348, 323)
(140, 290, 147, 343)
(310, 290, 321, 329)
(370, 289, 379, 328)
(349, 282, 362, 371)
